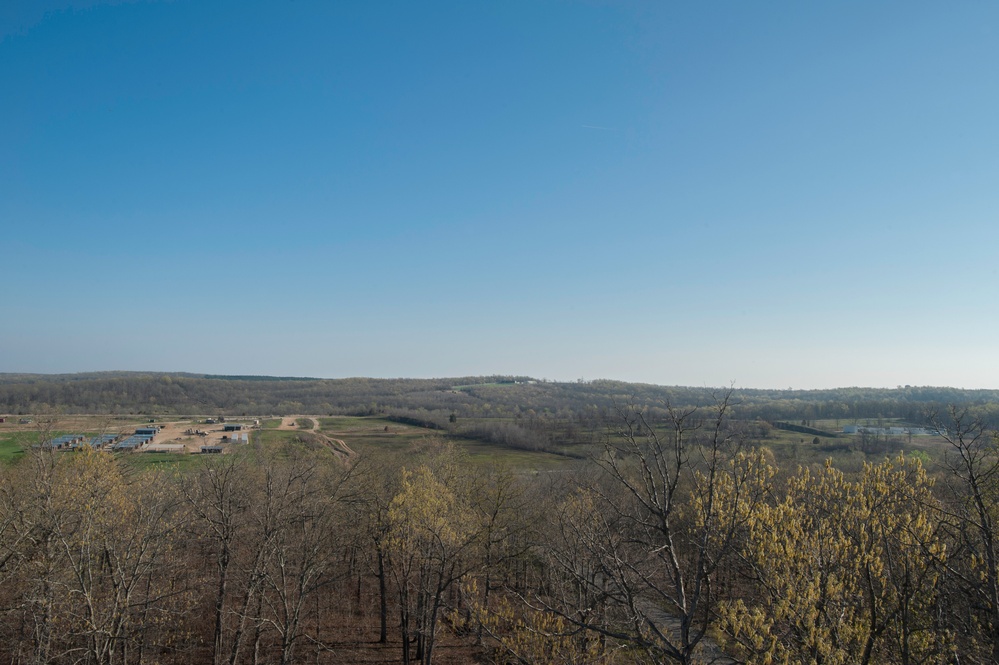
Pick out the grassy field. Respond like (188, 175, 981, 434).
(0, 413, 958, 476)
(253, 429, 304, 446)
(0, 433, 29, 464)
(317, 416, 573, 468)
(318, 416, 455, 455)
(753, 425, 951, 473)
(122, 452, 204, 471)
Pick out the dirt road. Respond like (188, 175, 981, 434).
(277, 416, 320, 431)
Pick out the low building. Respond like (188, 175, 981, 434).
(42, 434, 86, 450)
(89, 435, 118, 448)
(223, 424, 243, 432)
(201, 446, 223, 454)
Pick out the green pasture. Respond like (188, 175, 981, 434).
(0, 433, 29, 464)
(458, 440, 574, 468)
(122, 452, 203, 471)
(318, 415, 574, 468)
(0, 430, 98, 465)
(318, 416, 450, 453)
(253, 429, 302, 447)
(0, 413, 957, 476)
(245, 428, 346, 463)
(754, 425, 950, 473)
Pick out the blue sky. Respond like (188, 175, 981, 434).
(2, 0, 998, 388)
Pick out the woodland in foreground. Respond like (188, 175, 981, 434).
(1, 394, 999, 665)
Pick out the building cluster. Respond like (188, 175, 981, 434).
(26, 419, 257, 456)
(113, 427, 160, 451)
(39, 427, 161, 452)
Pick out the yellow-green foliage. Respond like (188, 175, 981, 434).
(388, 465, 473, 553)
(10, 448, 189, 664)
(685, 449, 779, 552)
(717, 454, 951, 665)
(385, 459, 479, 665)
(464, 583, 612, 665)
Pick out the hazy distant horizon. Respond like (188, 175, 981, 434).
(4, 2, 998, 390)
(1, 368, 996, 393)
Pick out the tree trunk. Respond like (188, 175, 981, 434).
(378, 548, 388, 643)
(214, 549, 230, 665)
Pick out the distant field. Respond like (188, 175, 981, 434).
(253, 429, 302, 447)
(122, 452, 204, 471)
(757, 425, 950, 473)
(459, 441, 573, 467)
(0, 412, 958, 475)
(318, 416, 455, 454)
(318, 416, 573, 467)
(0, 433, 28, 464)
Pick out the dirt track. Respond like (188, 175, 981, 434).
(277, 416, 320, 431)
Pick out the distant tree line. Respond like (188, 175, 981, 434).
(4, 372, 999, 428)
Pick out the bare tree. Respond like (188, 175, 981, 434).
(930, 406, 999, 661)
(536, 392, 772, 664)
(183, 454, 252, 665)
(246, 449, 359, 665)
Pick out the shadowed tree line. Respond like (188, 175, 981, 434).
(1, 400, 998, 664)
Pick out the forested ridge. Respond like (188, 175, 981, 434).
(1, 398, 998, 664)
(4, 372, 999, 425)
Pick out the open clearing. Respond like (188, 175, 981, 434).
(0, 412, 957, 473)
(0, 413, 566, 467)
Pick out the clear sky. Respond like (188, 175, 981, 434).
(2, 1, 998, 388)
